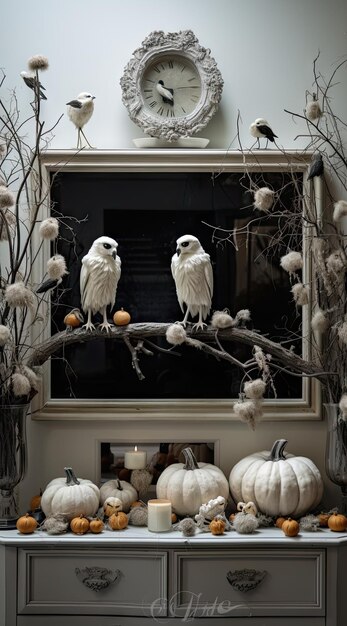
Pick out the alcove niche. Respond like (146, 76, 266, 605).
(33, 149, 321, 422)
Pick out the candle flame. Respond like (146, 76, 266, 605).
(134, 445, 137, 452)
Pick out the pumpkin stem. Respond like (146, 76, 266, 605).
(182, 447, 199, 470)
(116, 479, 123, 491)
(268, 439, 288, 462)
(64, 467, 80, 486)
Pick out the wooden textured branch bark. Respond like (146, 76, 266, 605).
(27, 322, 329, 383)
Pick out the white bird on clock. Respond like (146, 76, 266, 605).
(171, 234, 213, 330)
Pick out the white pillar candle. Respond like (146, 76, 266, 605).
(147, 499, 172, 532)
(124, 446, 147, 470)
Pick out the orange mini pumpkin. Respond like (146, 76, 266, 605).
(16, 513, 38, 534)
(70, 515, 90, 535)
(328, 512, 347, 532)
(275, 516, 287, 529)
(209, 518, 226, 535)
(282, 518, 300, 537)
(113, 308, 131, 326)
(30, 489, 43, 511)
(318, 512, 331, 527)
(109, 511, 128, 530)
(89, 518, 104, 534)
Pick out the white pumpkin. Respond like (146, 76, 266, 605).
(100, 479, 137, 513)
(229, 439, 323, 518)
(156, 447, 229, 516)
(41, 467, 100, 520)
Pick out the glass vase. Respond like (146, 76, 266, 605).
(324, 403, 347, 515)
(0, 404, 29, 529)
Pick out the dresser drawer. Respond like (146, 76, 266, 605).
(17, 617, 326, 626)
(18, 548, 167, 616)
(172, 549, 325, 618)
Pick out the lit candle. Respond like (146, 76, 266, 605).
(147, 499, 172, 532)
(124, 445, 147, 470)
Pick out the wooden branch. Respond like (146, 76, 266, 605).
(27, 322, 330, 383)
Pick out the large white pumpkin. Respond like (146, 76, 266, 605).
(229, 439, 323, 518)
(41, 467, 100, 520)
(100, 479, 137, 513)
(156, 447, 229, 516)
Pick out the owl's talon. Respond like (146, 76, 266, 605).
(82, 322, 96, 332)
(98, 322, 113, 332)
(192, 322, 207, 332)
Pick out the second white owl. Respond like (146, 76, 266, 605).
(171, 234, 213, 329)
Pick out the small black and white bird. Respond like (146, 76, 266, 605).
(20, 71, 47, 100)
(171, 234, 213, 330)
(307, 153, 324, 180)
(66, 92, 95, 149)
(156, 80, 174, 105)
(80, 236, 121, 332)
(249, 118, 278, 147)
(36, 277, 62, 294)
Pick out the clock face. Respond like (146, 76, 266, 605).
(141, 55, 202, 119)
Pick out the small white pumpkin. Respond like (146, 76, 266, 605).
(156, 447, 229, 516)
(100, 479, 137, 513)
(41, 467, 100, 521)
(229, 439, 323, 518)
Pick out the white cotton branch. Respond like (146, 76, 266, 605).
(311, 309, 329, 333)
(233, 399, 263, 430)
(0, 185, 15, 209)
(28, 55, 49, 71)
(254, 187, 275, 212)
(39, 217, 59, 240)
(326, 249, 346, 274)
(47, 255, 68, 280)
(333, 200, 347, 222)
(11, 372, 31, 397)
(233, 309, 251, 326)
(0, 325, 11, 346)
(5, 282, 35, 309)
(338, 321, 347, 346)
(211, 310, 234, 328)
(305, 100, 322, 121)
(244, 378, 266, 399)
(166, 323, 187, 345)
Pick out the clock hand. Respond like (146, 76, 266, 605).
(156, 80, 174, 105)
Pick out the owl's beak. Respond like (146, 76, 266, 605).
(112, 250, 117, 260)
(176, 248, 181, 256)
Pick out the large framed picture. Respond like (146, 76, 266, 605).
(33, 150, 321, 421)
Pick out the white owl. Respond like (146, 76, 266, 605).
(80, 236, 121, 331)
(171, 234, 213, 330)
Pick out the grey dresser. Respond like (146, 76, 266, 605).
(1, 527, 346, 625)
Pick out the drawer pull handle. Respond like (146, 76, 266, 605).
(75, 566, 121, 592)
(226, 568, 267, 593)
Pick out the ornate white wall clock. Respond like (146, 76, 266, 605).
(120, 30, 223, 145)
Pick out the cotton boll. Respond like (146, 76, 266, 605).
(311, 309, 329, 333)
(47, 255, 68, 280)
(339, 394, 347, 421)
(211, 310, 233, 328)
(0, 186, 15, 209)
(291, 283, 309, 306)
(166, 323, 187, 345)
(233, 309, 251, 326)
(233, 399, 262, 429)
(11, 372, 31, 397)
(254, 187, 274, 212)
(28, 55, 49, 71)
(326, 250, 346, 274)
(305, 100, 322, 121)
(5, 282, 35, 309)
(333, 200, 347, 222)
(244, 378, 266, 400)
(178, 518, 197, 536)
(22, 366, 40, 391)
(233, 511, 259, 534)
(39, 217, 59, 240)
(0, 325, 11, 346)
(280, 251, 303, 274)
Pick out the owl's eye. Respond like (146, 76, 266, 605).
(181, 241, 189, 248)
(103, 243, 111, 249)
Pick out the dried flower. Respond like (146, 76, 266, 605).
(333, 200, 347, 222)
(5, 282, 35, 309)
(305, 100, 322, 121)
(280, 251, 303, 274)
(0, 325, 11, 346)
(339, 394, 347, 421)
(0, 185, 15, 209)
(291, 283, 309, 306)
(299, 514, 320, 531)
(311, 309, 329, 333)
(254, 187, 275, 212)
(39, 217, 59, 240)
(28, 55, 49, 71)
(211, 310, 233, 328)
(47, 254, 68, 280)
(244, 378, 266, 399)
(11, 372, 31, 397)
(166, 323, 187, 345)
